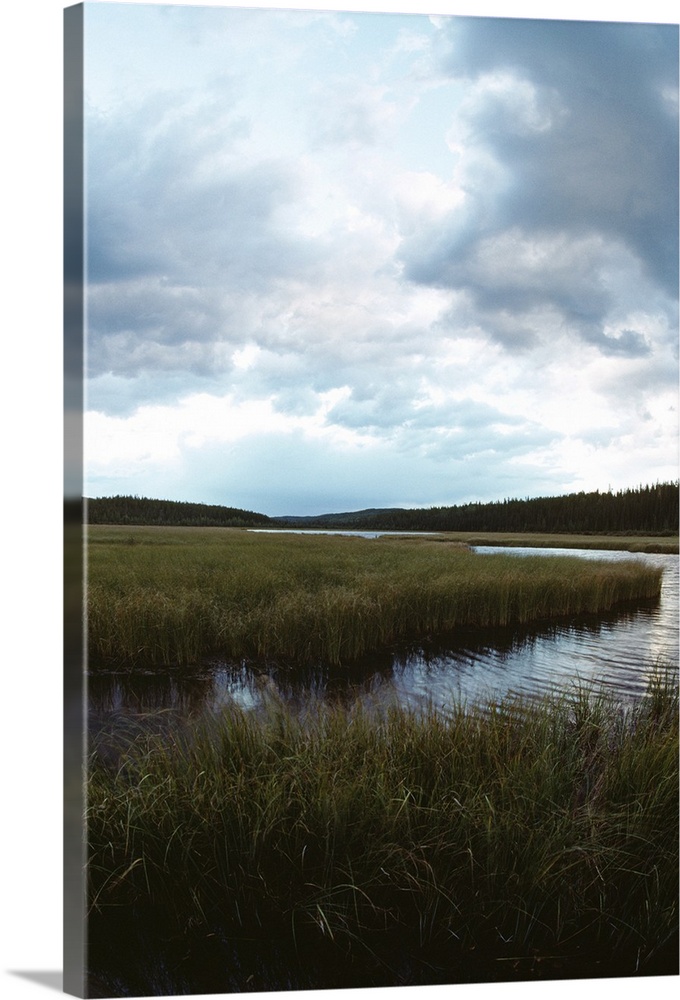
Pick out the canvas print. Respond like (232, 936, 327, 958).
(64, 2, 679, 996)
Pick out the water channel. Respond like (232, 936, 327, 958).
(88, 542, 678, 733)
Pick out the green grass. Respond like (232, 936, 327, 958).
(86, 671, 679, 992)
(86, 526, 664, 670)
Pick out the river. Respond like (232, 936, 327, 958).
(88, 545, 678, 729)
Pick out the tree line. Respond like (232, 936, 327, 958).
(86, 495, 272, 528)
(295, 483, 678, 535)
(85, 482, 678, 536)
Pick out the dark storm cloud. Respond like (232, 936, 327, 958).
(401, 18, 678, 350)
(86, 91, 314, 378)
(596, 328, 651, 357)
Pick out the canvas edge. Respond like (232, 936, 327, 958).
(63, 3, 87, 997)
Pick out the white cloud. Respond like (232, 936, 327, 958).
(85, 387, 378, 484)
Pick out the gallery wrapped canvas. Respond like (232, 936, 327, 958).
(64, 2, 679, 997)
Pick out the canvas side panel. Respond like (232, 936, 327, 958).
(63, 4, 86, 997)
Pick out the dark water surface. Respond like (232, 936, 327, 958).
(89, 547, 678, 731)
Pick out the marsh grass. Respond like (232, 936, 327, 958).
(87, 526, 663, 670)
(87, 672, 678, 991)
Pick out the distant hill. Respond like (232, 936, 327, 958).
(86, 495, 272, 528)
(275, 508, 397, 526)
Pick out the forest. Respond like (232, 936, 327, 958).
(85, 495, 271, 528)
(286, 482, 679, 535)
(84, 482, 678, 536)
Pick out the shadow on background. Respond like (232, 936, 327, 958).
(9, 972, 63, 993)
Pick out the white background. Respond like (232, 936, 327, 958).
(1, 2, 677, 999)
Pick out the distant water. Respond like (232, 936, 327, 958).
(249, 528, 439, 538)
(89, 547, 678, 731)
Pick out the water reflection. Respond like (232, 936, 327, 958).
(88, 549, 678, 735)
(89, 670, 216, 716)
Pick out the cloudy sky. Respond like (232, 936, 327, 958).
(82, 0, 679, 516)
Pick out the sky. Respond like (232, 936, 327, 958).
(80, 1, 679, 516)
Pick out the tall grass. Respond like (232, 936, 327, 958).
(87, 526, 663, 669)
(86, 672, 678, 992)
